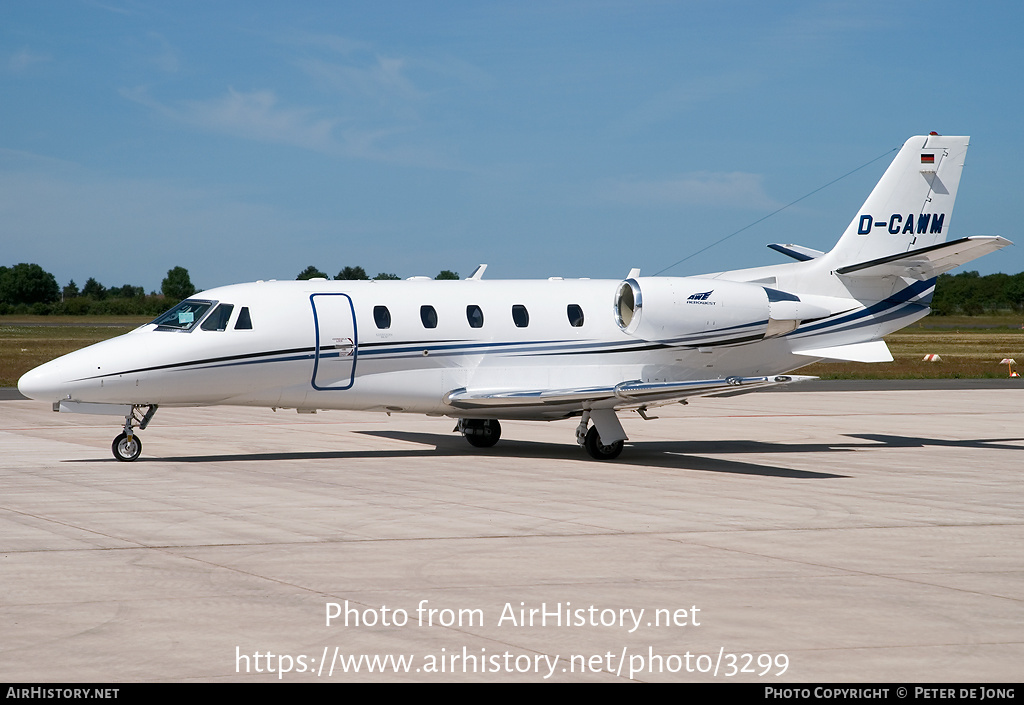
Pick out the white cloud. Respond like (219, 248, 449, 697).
(120, 85, 461, 168)
(602, 171, 778, 209)
(149, 33, 180, 74)
(180, 88, 337, 150)
(122, 86, 337, 152)
(7, 48, 51, 73)
(297, 54, 421, 105)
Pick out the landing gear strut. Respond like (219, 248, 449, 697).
(457, 418, 501, 448)
(112, 405, 158, 462)
(576, 410, 625, 460)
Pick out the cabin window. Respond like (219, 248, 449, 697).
(152, 300, 215, 332)
(374, 305, 391, 329)
(512, 304, 529, 328)
(466, 304, 484, 329)
(420, 305, 438, 329)
(201, 304, 234, 331)
(234, 307, 253, 330)
(567, 304, 584, 327)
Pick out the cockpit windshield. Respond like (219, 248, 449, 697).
(151, 300, 215, 331)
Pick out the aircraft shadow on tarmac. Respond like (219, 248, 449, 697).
(76, 431, 1024, 479)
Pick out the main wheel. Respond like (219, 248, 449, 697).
(112, 432, 142, 462)
(462, 418, 501, 448)
(583, 426, 623, 460)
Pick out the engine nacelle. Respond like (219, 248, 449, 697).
(613, 277, 830, 346)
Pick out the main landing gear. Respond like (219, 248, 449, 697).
(576, 410, 625, 461)
(581, 426, 624, 460)
(455, 410, 627, 461)
(456, 418, 502, 448)
(112, 405, 158, 462)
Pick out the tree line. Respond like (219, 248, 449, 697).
(296, 265, 459, 281)
(4, 262, 1023, 316)
(0, 264, 196, 316)
(930, 270, 1024, 316)
(0, 263, 459, 316)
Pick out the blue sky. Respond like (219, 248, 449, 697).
(2, 1, 1021, 293)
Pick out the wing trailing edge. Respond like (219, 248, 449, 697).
(444, 375, 816, 410)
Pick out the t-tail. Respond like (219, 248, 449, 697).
(826, 134, 966, 267)
(817, 134, 1008, 281)
(764, 135, 1010, 286)
(724, 134, 1011, 363)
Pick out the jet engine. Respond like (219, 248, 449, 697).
(613, 277, 830, 346)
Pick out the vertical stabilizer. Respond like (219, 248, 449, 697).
(825, 135, 969, 269)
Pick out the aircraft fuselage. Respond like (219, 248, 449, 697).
(20, 276, 825, 419)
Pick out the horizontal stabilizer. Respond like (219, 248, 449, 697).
(444, 375, 815, 410)
(768, 243, 825, 262)
(793, 340, 893, 363)
(835, 236, 1012, 280)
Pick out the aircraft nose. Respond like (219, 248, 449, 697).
(18, 360, 66, 402)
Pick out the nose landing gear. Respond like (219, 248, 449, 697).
(112, 405, 158, 462)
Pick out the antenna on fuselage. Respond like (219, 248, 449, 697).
(466, 264, 488, 280)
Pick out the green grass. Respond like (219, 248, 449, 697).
(1, 317, 149, 387)
(795, 323, 1024, 380)
(911, 313, 1024, 330)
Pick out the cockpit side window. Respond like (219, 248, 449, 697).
(152, 300, 215, 332)
(201, 304, 234, 331)
(235, 307, 253, 330)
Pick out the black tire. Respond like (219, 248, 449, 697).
(584, 426, 623, 460)
(112, 432, 142, 462)
(462, 418, 501, 448)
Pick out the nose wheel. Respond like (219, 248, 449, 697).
(112, 432, 142, 462)
(111, 404, 158, 462)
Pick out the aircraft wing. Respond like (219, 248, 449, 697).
(836, 236, 1012, 280)
(443, 375, 815, 410)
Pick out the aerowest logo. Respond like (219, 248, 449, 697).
(858, 213, 945, 235)
(686, 290, 716, 305)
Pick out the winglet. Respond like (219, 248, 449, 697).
(768, 243, 825, 262)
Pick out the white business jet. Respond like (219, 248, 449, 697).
(18, 134, 1011, 461)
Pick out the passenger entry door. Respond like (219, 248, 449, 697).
(311, 293, 357, 390)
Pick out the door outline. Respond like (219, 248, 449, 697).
(310, 293, 358, 391)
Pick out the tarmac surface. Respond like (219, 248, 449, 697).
(1, 387, 1022, 682)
